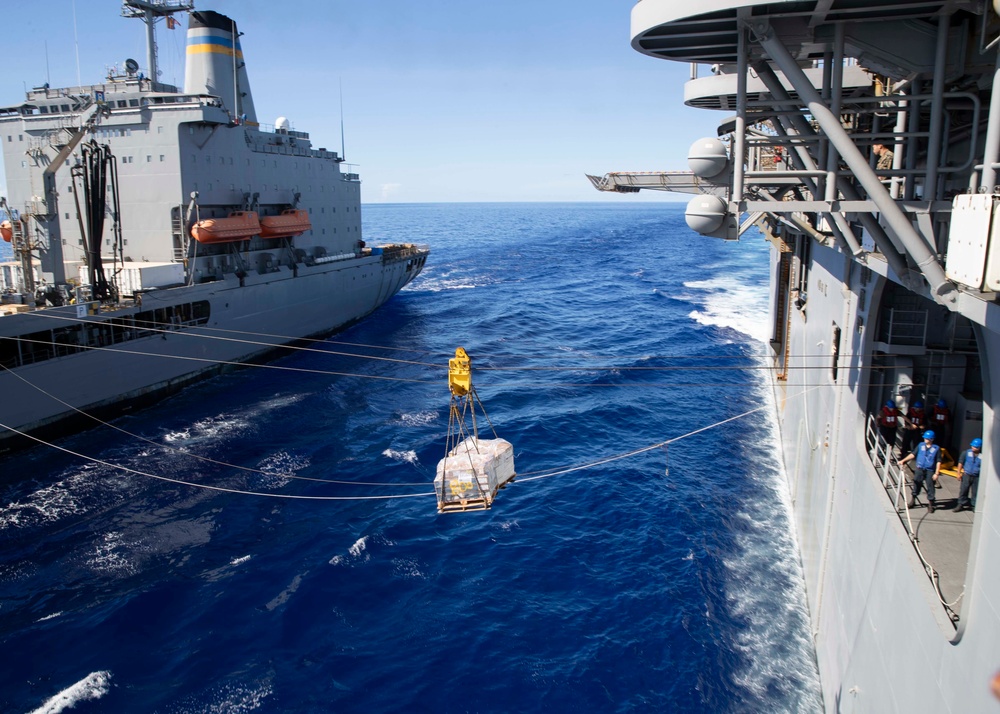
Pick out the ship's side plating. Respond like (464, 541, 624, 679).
(592, 1, 1000, 711)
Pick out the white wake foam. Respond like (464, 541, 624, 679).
(684, 276, 770, 342)
(720, 359, 823, 710)
(382, 448, 419, 465)
(29, 671, 112, 714)
(168, 679, 273, 713)
(329, 535, 371, 566)
(86, 531, 140, 576)
(397, 410, 437, 427)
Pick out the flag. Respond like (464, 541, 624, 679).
(166, 16, 178, 30)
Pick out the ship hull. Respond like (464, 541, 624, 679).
(768, 236, 998, 712)
(0, 250, 426, 452)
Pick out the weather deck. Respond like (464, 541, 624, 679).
(869, 440, 975, 625)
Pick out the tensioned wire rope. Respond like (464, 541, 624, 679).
(0, 333, 965, 482)
(2, 328, 912, 383)
(5, 307, 913, 372)
(0, 363, 431, 488)
(0, 389, 815, 501)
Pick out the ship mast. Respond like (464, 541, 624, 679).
(120, 0, 194, 83)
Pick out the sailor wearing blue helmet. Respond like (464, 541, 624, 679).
(954, 438, 983, 512)
(899, 430, 941, 513)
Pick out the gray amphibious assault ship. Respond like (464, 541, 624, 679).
(592, 0, 1000, 711)
(0, 2, 428, 451)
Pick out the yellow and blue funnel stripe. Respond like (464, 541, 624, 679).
(187, 33, 243, 58)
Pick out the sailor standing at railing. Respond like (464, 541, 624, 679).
(953, 438, 983, 513)
(899, 430, 942, 514)
(877, 400, 899, 453)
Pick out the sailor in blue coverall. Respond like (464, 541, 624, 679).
(898, 430, 942, 513)
(953, 438, 983, 512)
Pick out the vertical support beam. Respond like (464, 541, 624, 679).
(820, 50, 833, 200)
(890, 90, 908, 199)
(144, 8, 158, 82)
(924, 14, 950, 200)
(733, 24, 748, 204)
(824, 23, 845, 202)
(982, 50, 1000, 190)
(904, 80, 922, 201)
(751, 21, 957, 305)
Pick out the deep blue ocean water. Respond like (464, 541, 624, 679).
(0, 203, 823, 712)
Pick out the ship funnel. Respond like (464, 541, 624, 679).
(184, 11, 258, 123)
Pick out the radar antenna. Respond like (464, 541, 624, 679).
(121, 0, 194, 84)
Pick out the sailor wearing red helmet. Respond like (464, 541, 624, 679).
(901, 400, 925, 454)
(877, 400, 899, 452)
(931, 398, 951, 449)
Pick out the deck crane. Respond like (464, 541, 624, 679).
(434, 347, 516, 513)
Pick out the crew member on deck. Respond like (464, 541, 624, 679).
(954, 438, 983, 512)
(899, 430, 942, 513)
(901, 400, 925, 454)
(931, 398, 951, 449)
(872, 142, 894, 171)
(878, 400, 899, 452)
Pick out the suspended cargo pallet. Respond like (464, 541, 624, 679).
(435, 347, 516, 513)
(435, 437, 516, 513)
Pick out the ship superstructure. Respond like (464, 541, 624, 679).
(0, 3, 427, 450)
(592, 0, 1000, 710)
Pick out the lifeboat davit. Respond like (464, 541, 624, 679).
(190, 211, 261, 244)
(260, 209, 311, 239)
(0, 220, 12, 242)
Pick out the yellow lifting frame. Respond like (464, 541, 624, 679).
(448, 347, 471, 397)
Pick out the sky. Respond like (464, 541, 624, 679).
(0, 1, 712, 203)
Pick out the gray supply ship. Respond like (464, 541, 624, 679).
(591, 0, 1000, 711)
(0, 2, 427, 451)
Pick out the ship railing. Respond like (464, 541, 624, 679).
(865, 415, 909, 510)
(884, 308, 928, 347)
(865, 412, 965, 622)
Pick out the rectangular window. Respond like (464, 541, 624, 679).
(159, 155, 165, 162)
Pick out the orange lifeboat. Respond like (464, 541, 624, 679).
(1, 220, 12, 243)
(260, 209, 311, 239)
(190, 211, 261, 244)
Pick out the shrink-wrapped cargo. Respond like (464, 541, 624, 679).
(434, 437, 515, 512)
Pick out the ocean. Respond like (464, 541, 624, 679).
(0, 203, 823, 713)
